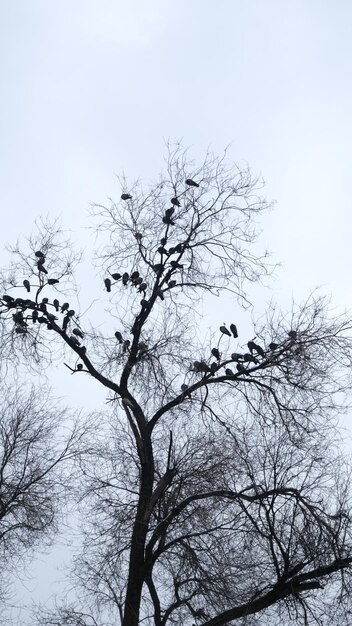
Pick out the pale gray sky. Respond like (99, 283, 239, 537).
(1, 0, 352, 622)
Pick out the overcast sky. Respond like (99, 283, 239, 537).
(1, 1, 352, 622)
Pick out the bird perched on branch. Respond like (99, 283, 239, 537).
(53, 299, 60, 312)
(48, 278, 59, 285)
(193, 361, 211, 373)
(104, 278, 111, 292)
(122, 272, 129, 285)
(37, 259, 48, 274)
(111, 273, 121, 281)
(269, 342, 279, 351)
(121, 193, 132, 200)
(163, 215, 175, 226)
(35, 250, 45, 258)
(170, 261, 183, 270)
(244, 353, 258, 364)
(185, 178, 199, 187)
(122, 339, 130, 353)
(130, 271, 140, 282)
(230, 324, 238, 338)
(76, 364, 83, 371)
(288, 330, 297, 340)
(236, 363, 245, 373)
(61, 302, 69, 313)
(171, 197, 181, 207)
(168, 280, 176, 288)
(62, 315, 70, 332)
(211, 347, 220, 360)
(225, 368, 234, 376)
(220, 325, 231, 337)
(114, 331, 123, 343)
(72, 328, 84, 339)
(23, 280, 30, 292)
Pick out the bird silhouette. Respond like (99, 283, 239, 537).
(210, 362, 218, 374)
(170, 261, 183, 269)
(76, 363, 83, 371)
(211, 347, 220, 360)
(122, 272, 129, 285)
(168, 280, 176, 288)
(114, 331, 123, 343)
(163, 215, 175, 226)
(72, 328, 84, 339)
(104, 278, 111, 292)
(122, 339, 130, 353)
(2, 295, 14, 303)
(138, 282, 147, 293)
(158, 246, 168, 255)
(171, 197, 181, 207)
(67, 309, 75, 317)
(236, 363, 245, 372)
(135, 232, 143, 241)
(32, 310, 38, 323)
(160, 237, 167, 246)
(247, 341, 256, 354)
(153, 263, 163, 273)
(269, 342, 279, 351)
(130, 271, 140, 282)
(35, 251, 45, 258)
(23, 280, 30, 292)
(185, 178, 199, 187)
(244, 353, 258, 364)
(61, 302, 69, 313)
(231, 352, 243, 361)
(288, 330, 297, 340)
(111, 273, 121, 281)
(62, 316, 70, 331)
(181, 383, 189, 392)
(48, 278, 59, 285)
(37, 260, 48, 274)
(230, 324, 238, 338)
(193, 361, 211, 373)
(53, 299, 60, 311)
(220, 325, 231, 337)
(121, 193, 132, 200)
(164, 207, 175, 218)
(225, 368, 234, 376)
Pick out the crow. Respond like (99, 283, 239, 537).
(138, 283, 147, 293)
(122, 339, 130, 352)
(170, 261, 183, 269)
(254, 343, 265, 358)
(160, 237, 167, 246)
(153, 263, 163, 273)
(114, 331, 123, 343)
(288, 330, 297, 340)
(158, 246, 168, 255)
(23, 280, 30, 292)
(185, 178, 199, 187)
(67, 309, 75, 317)
(121, 193, 132, 200)
(104, 278, 111, 292)
(53, 299, 60, 311)
(62, 316, 70, 331)
(230, 323, 238, 338)
(244, 353, 258, 364)
(32, 310, 38, 323)
(210, 362, 218, 374)
(168, 280, 176, 288)
(181, 383, 189, 392)
(231, 352, 244, 361)
(130, 271, 140, 281)
(37, 260, 48, 274)
(220, 325, 231, 337)
(135, 232, 143, 241)
(163, 216, 175, 226)
(236, 363, 245, 372)
(48, 278, 59, 285)
(122, 272, 129, 285)
(193, 361, 211, 373)
(225, 368, 234, 376)
(165, 207, 175, 218)
(171, 197, 181, 207)
(247, 341, 256, 354)
(70, 335, 80, 346)
(35, 251, 45, 258)
(111, 273, 121, 281)
(61, 302, 70, 313)
(269, 342, 279, 351)
(76, 364, 83, 371)
(72, 328, 84, 339)
(2, 295, 14, 303)
(211, 347, 220, 360)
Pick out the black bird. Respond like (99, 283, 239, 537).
(53, 299, 60, 312)
(135, 232, 143, 241)
(38, 316, 47, 324)
(170, 261, 183, 269)
(104, 278, 111, 292)
(193, 361, 211, 373)
(135, 276, 143, 285)
(138, 282, 147, 292)
(164, 207, 175, 218)
(156, 288, 164, 300)
(15, 326, 26, 334)
(122, 339, 130, 353)
(61, 302, 69, 313)
(47, 313, 58, 322)
(225, 368, 234, 376)
(41, 297, 49, 304)
(121, 193, 132, 200)
(185, 178, 199, 187)
(210, 362, 218, 374)
(13, 311, 24, 324)
(174, 243, 183, 254)
(130, 271, 140, 281)
(181, 383, 189, 392)
(153, 263, 163, 273)
(122, 272, 129, 285)
(40, 303, 48, 314)
(111, 273, 121, 281)
(158, 246, 168, 255)
(76, 364, 83, 371)
(70, 335, 80, 346)
(23, 280, 30, 292)
(160, 237, 167, 246)
(32, 309, 38, 323)
(236, 363, 245, 373)
(48, 278, 59, 285)
(288, 330, 297, 340)
(171, 197, 181, 207)
(247, 341, 256, 354)
(114, 331, 123, 343)
(72, 328, 84, 339)
(254, 343, 265, 358)
(231, 352, 244, 361)
(35, 250, 45, 258)
(67, 309, 75, 317)
(162, 215, 175, 226)
(62, 315, 70, 332)
(230, 324, 238, 338)
(211, 347, 220, 360)
(269, 342, 279, 351)
(37, 260, 48, 274)
(220, 325, 231, 337)
(168, 280, 176, 288)
(2, 295, 14, 303)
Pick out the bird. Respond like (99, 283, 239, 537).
(53, 299, 60, 312)
(160, 237, 167, 246)
(185, 178, 199, 187)
(72, 328, 84, 339)
(244, 353, 258, 364)
(2, 295, 14, 303)
(47, 313, 58, 322)
(40, 303, 47, 314)
(61, 302, 69, 313)
(12, 311, 24, 324)
(163, 215, 175, 226)
(122, 339, 130, 353)
(230, 324, 238, 338)
(210, 362, 218, 374)
(220, 325, 231, 337)
(288, 330, 297, 340)
(168, 280, 176, 288)
(193, 361, 211, 373)
(158, 246, 168, 255)
(171, 197, 181, 207)
(164, 207, 175, 218)
(211, 347, 220, 360)
(41, 297, 49, 304)
(111, 273, 121, 281)
(134, 232, 143, 241)
(138, 282, 147, 292)
(32, 309, 38, 323)
(130, 271, 140, 282)
(135, 276, 143, 285)
(247, 341, 256, 354)
(37, 260, 48, 274)
(23, 280, 30, 292)
(181, 383, 189, 392)
(121, 193, 132, 200)
(37, 316, 47, 324)
(104, 278, 111, 292)
(35, 250, 45, 258)
(76, 363, 83, 371)
(67, 309, 75, 317)
(62, 316, 70, 331)
(254, 343, 265, 358)
(70, 335, 80, 346)
(236, 363, 245, 372)
(114, 331, 123, 343)
(122, 272, 129, 285)
(48, 278, 59, 285)
(138, 341, 148, 351)
(231, 352, 243, 361)
(269, 342, 279, 351)
(153, 263, 163, 273)
(225, 368, 234, 376)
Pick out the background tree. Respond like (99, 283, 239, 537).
(0, 382, 83, 612)
(1, 145, 352, 626)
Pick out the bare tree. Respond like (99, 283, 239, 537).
(1, 144, 352, 626)
(0, 383, 84, 607)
